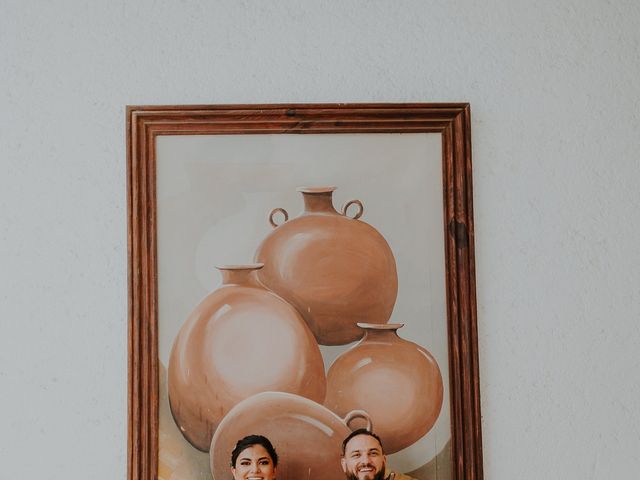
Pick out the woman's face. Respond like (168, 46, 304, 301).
(232, 444, 277, 480)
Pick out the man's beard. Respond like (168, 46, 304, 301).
(344, 466, 386, 480)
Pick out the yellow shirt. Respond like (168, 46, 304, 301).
(387, 472, 418, 480)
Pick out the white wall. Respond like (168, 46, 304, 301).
(1, 1, 638, 479)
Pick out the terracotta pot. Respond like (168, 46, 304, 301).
(324, 323, 443, 454)
(209, 391, 371, 480)
(168, 264, 326, 452)
(254, 187, 398, 346)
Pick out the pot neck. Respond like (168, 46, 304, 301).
(216, 264, 264, 286)
(298, 187, 339, 214)
(358, 323, 404, 341)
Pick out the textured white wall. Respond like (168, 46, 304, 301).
(1, 1, 639, 479)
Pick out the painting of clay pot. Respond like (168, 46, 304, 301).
(155, 133, 455, 478)
(168, 264, 326, 452)
(254, 187, 398, 346)
(324, 323, 443, 454)
(210, 391, 371, 480)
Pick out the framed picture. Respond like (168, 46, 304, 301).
(127, 103, 482, 480)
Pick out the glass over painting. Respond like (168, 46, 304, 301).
(155, 133, 451, 480)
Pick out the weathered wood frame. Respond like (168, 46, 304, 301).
(127, 103, 482, 480)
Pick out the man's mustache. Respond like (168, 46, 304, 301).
(346, 465, 386, 480)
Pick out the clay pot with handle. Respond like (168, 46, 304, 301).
(209, 391, 371, 480)
(168, 264, 326, 452)
(254, 187, 398, 346)
(324, 323, 443, 454)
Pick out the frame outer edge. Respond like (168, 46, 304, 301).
(126, 104, 483, 480)
(463, 105, 484, 480)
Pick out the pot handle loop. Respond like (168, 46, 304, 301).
(343, 409, 373, 432)
(268, 208, 289, 228)
(341, 199, 364, 220)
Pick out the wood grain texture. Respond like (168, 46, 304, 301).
(127, 103, 483, 480)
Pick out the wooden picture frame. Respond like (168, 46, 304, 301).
(127, 103, 482, 480)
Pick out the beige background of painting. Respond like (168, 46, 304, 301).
(156, 133, 449, 473)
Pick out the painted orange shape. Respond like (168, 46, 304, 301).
(255, 187, 398, 346)
(210, 391, 371, 480)
(324, 323, 443, 454)
(168, 264, 326, 451)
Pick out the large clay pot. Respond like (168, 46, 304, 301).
(210, 391, 371, 480)
(254, 187, 398, 346)
(324, 323, 443, 454)
(168, 264, 326, 452)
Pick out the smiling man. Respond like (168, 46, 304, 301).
(341, 429, 416, 480)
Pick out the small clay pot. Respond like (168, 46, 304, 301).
(210, 391, 371, 480)
(168, 264, 326, 451)
(255, 187, 398, 346)
(324, 323, 443, 454)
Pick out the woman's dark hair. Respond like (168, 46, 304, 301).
(231, 434, 279, 467)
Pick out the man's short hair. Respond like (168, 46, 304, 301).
(341, 428, 384, 455)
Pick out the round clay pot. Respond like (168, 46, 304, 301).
(210, 391, 371, 480)
(168, 264, 327, 452)
(254, 187, 398, 346)
(324, 323, 443, 454)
